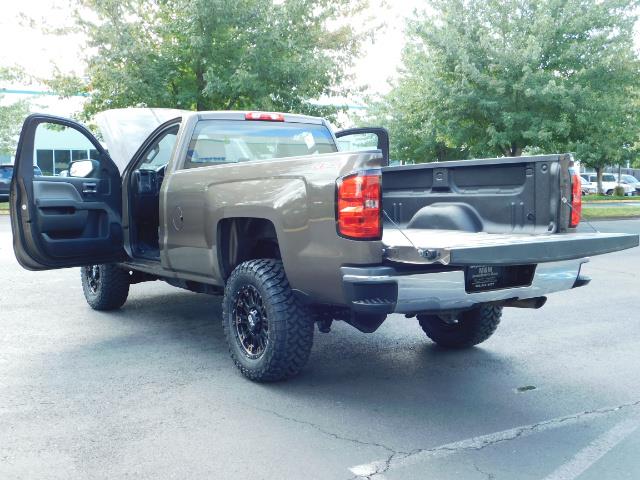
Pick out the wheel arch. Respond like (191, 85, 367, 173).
(217, 216, 282, 281)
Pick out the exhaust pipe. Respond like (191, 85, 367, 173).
(504, 296, 547, 309)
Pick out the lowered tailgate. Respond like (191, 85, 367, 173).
(383, 229, 639, 265)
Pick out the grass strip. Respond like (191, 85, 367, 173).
(583, 194, 639, 203)
(582, 206, 640, 219)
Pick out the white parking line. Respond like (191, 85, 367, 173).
(349, 401, 640, 478)
(541, 415, 640, 480)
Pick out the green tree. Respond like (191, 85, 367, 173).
(0, 67, 30, 158)
(50, 0, 370, 120)
(374, 0, 640, 170)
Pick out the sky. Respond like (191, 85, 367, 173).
(0, 0, 425, 116)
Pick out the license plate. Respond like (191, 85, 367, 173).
(466, 265, 502, 292)
(465, 265, 536, 293)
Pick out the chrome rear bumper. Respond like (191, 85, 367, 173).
(341, 259, 587, 315)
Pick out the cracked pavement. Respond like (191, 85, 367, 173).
(1, 216, 639, 480)
(351, 399, 640, 478)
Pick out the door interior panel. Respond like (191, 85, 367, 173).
(10, 114, 124, 270)
(33, 177, 120, 258)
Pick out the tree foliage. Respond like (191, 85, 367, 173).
(374, 0, 640, 164)
(0, 67, 30, 157)
(52, 0, 370, 120)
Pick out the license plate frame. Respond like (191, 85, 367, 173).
(465, 264, 536, 293)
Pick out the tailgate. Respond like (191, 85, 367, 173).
(382, 229, 639, 265)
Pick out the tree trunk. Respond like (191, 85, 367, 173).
(596, 166, 603, 195)
(195, 67, 206, 111)
(509, 143, 522, 156)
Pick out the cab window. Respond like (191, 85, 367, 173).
(138, 125, 179, 170)
(183, 120, 336, 169)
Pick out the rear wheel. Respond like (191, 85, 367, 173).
(418, 304, 502, 349)
(80, 264, 130, 311)
(222, 259, 314, 382)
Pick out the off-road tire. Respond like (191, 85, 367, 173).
(80, 264, 130, 311)
(418, 304, 502, 349)
(222, 259, 314, 382)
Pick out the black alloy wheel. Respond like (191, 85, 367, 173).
(84, 265, 101, 294)
(222, 259, 315, 382)
(233, 284, 269, 359)
(80, 264, 130, 311)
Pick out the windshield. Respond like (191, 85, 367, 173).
(184, 120, 337, 168)
(622, 174, 638, 183)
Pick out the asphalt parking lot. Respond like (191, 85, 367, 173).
(1, 214, 639, 480)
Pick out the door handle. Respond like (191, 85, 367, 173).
(82, 182, 98, 194)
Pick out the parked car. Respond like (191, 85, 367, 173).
(580, 173, 634, 196)
(8, 109, 639, 382)
(614, 173, 640, 195)
(0, 165, 42, 200)
(580, 176, 597, 196)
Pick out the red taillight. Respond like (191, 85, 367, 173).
(336, 171, 382, 240)
(570, 172, 582, 228)
(245, 112, 285, 121)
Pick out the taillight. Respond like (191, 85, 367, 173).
(336, 170, 382, 240)
(570, 171, 582, 228)
(245, 112, 285, 121)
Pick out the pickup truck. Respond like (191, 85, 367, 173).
(9, 108, 639, 381)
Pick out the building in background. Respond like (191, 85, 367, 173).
(0, 87, 88, 168)
(33, 124, 99, 176)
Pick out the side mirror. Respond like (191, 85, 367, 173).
(69, 159, 99, 178)
(334, 127, 390, 166)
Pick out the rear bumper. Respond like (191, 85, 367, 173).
(341, 259, 587, 315)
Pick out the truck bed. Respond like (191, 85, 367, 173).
(382, 154, 571, 234)
(381, 154, 638, 266)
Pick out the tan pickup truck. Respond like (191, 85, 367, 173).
(9, 108, 639, 381)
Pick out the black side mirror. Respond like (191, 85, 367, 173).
(335, 127, 390, 165)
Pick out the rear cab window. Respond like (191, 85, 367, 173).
(182, 120, 337, 169)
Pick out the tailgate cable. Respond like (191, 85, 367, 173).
(383, 200, 600, 262)
(561, 196, 599, 233)
(382, 210, 441, 261)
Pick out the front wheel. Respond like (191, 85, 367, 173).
(418, 304, 502, 349)
(222, 259, 314, 382)
(80, 264, 130, 311)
